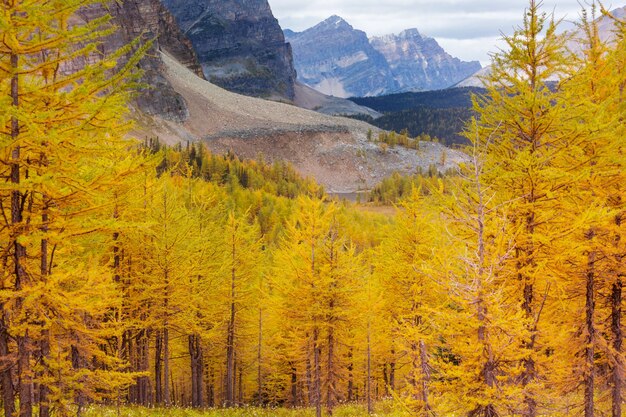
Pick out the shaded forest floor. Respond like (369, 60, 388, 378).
(84, 402, 411, 417)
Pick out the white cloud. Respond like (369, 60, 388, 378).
(270, 0, 619, 64)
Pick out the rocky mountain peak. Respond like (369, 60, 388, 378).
(397, 28, 422, 39)
(285, 16, 398, 98)
(288, 16, 481, 96)
(295, 14, 364, 41)
(369, 29, 481, 91)
(320, 15, 352, 29)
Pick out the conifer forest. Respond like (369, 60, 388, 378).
(0, 0, 625, 416)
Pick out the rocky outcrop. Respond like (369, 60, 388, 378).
(370, 29, 481, 91)
(161, 0, 297, 101)
(75, 0, 203, 121)
(285, 16, 398, 98)
(287, 16, 482, 96)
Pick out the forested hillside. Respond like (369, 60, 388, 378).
(0, 2, 625, 417)
(348, 87, 482, 145)
(349, 87, 483, 112)
(355, 107, 472, 146)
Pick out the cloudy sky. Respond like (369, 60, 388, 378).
(270, 0, 625, 66)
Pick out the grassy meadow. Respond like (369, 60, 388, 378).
(83, 403, 412, 417)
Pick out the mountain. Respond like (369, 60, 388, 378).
(285, 16, 399, 98)
(72, 2, 461, 192)
(286, 16, 481, 97)
(160, 0, 297, 101)
(370, 29, 481, 91)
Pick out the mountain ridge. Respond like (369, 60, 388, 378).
(286, 16, 481, 97)
(285, 16, 398, 98)
(370, 28, 481, 92)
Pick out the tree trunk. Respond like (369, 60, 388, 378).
(225, 308, 235, 407)
(326, 321, 335, 416)
(155, 331, 163, 405)
(418, 340, 431, 414)
(225, 239, 236, 407)
(257, 308, 263, 406)
(585, 248, 596, 417)
(520, 208, 538, 417)
(612, 276, 623, 417)
(189, 335, 197, 407)
(10, 49, 32, 417)
(383, 364, 389, 396)
(470, 294, 498, 417)
(366, 330, 372, 414)
(347, 349, 354, 403)
(17, 333, 32, 417)
(521, 283, 537, 417)
(313, 327, 322, 417)
(163, 326, 170, 406)
(207, 369, 215, 407)
(238, 365, 243, 405)
(189, 334, 203, 408)
(306, 344, 313, 405)
(71, 345, 85, 416)
(290, 365, 298, 407)
(611, 212, 623, 417)
(135, 329, 149, 406)
(38, 333, 50, 417)
(390, 347, 396, 393)
(0, 311, 15, 417)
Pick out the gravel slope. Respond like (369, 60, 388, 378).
(133, 52, 466, 192)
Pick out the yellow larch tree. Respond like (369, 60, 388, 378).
(140, 173, 213, 406)
(555, 6, 626, 416)
(273, 196, 361, 417)
(377, 186, 445, 415)
(220, 210, 262, 407)
(555, 6, 622, 415)
(433, 136, 523, 416)
(470, 1, 577, 414)
(0, 0, 146, 415)
(597, 8, 626, 417)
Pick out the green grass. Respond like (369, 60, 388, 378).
(83, 402, 412, 417)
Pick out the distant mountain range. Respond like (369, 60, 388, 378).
(285, 16, 481, 98)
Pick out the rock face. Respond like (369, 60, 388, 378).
(285, 16, 398, 98)
(75, 0, 203, 121)
(370, 29, 481, 91)
(161, 0, 297, 101)
(287, 16, 482, 97)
